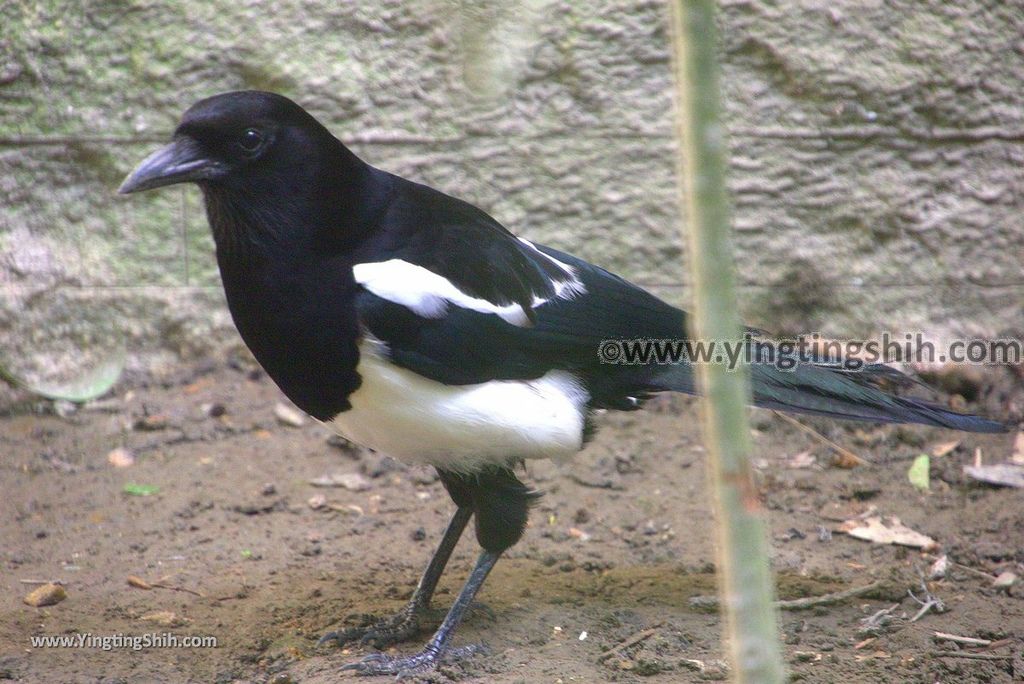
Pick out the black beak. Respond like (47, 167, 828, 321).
(118, 137, 222, 194)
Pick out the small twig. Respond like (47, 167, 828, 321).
(773, 412, 869, 466)
(859, 604, 902, 634)
(326, 503, 365, 515)
(932, 632, 992, 647)
(151, 582, 205, 598)
(907, 578, 945, 622)
(693, 581, 884, 612)
(597, 626, 660, 662)
(19, 579, 64, 585)
(909, 600, 940, 622)
(951, 561, 998, 581)
(776, 580, 883, 611)
(933, 651, 1012, 661)
(983, 638, 1017, 651)
(127, 574, 205, 597)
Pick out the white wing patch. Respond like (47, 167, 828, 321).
(353, 248, 586, 326)
(353, 259, 532, 326)
(517, 238, 587, 300)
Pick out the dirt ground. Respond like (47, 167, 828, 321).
(1, 358, 1022, 684)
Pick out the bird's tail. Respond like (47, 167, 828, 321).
(650, 349, 1007, 434)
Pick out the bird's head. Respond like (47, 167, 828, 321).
(119, 90, 336, 196)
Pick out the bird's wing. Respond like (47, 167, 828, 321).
(351, 188, 693, 409)
(352, 180, 587, 326)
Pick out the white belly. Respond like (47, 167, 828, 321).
(328, 343, 589, 472)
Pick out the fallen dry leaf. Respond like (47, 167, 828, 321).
(140, 610, 190, 627)
(837, 515, 938, 551)
(1011, 432, 1024, 465)
(930, 440, 960, 458)
(963, 463, 1024, 489)
(833, 450, 863, 469)
(126, 575, 153, 590)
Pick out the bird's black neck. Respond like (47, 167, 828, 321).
(201, 141, 389, 420)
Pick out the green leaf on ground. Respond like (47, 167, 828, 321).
(908, 454, 930, 491)
(123, 483, 160, 497)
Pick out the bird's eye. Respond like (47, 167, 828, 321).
(238, 128, 263, 154)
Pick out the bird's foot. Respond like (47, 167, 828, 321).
(341, 643, 486, 678)
(318, 605, 423, 649)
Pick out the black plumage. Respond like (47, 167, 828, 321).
(120, 90, 1006, 676)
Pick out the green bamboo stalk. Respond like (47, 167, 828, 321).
(666, 2, 786, 682)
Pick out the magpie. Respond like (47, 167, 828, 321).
(120, 90, 1006, 677)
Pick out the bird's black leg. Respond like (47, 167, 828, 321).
(319, 505, 472, 648)
(342, 550, 500, 677)
(342, 466, 538, 677)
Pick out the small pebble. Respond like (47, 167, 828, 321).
(24, 583, 67, 607)
(274, 402, 306, 427)
(993, 571, 1017, 589)
(309, 472, 371, 491)
(107, 447, 135, 468)
(411, 527, 426, 541)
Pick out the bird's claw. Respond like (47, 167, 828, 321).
(340, 648, 438, 678)
(319, 608, 422, 649)
(340, 643, 487, 678)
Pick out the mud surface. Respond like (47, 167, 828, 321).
(2, 362, 1022, 683)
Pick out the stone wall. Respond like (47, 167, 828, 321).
(2, 0, 1021, 383)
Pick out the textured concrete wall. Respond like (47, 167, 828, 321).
(2, 0, 1022, 383)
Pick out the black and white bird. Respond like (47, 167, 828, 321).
(120, 91, 1006, 677)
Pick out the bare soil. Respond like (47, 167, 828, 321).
(1, 361, 1022, 683)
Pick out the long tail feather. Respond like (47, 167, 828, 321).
(651, 357, 1007, 434)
